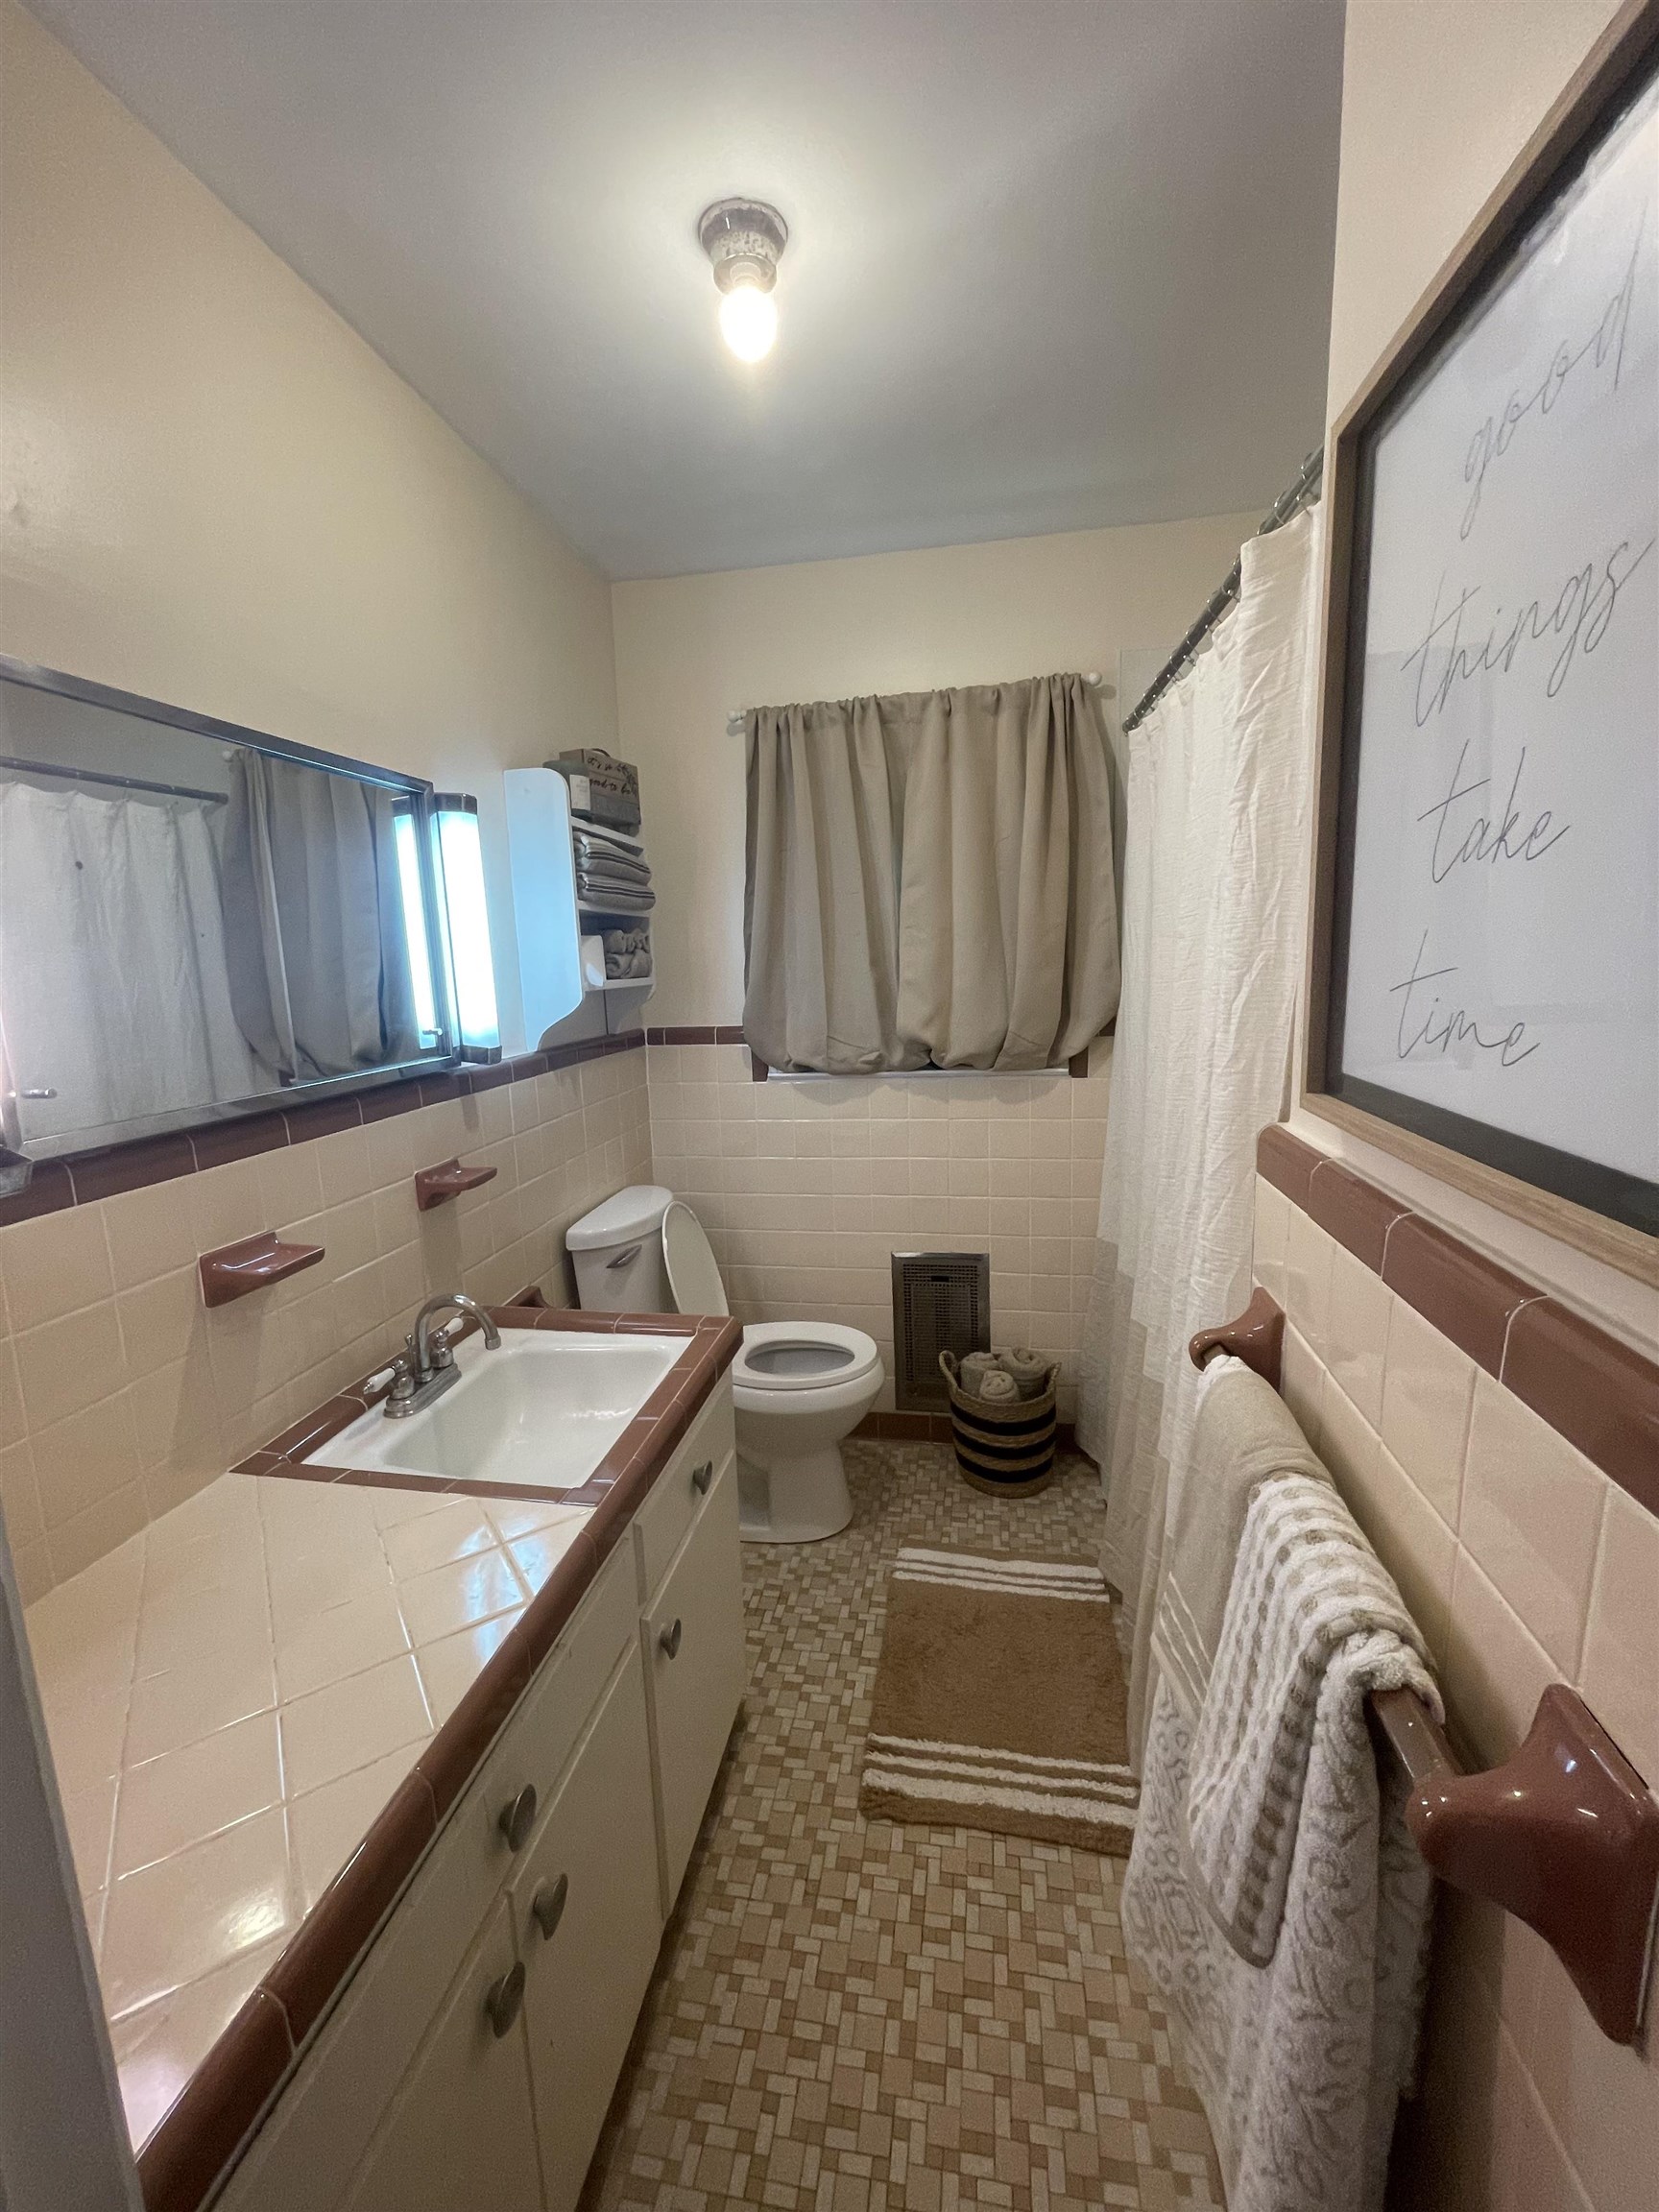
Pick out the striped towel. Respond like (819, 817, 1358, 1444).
(1185, 1474, 1441, 1965)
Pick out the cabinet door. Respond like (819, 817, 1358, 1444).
(344, 1899, 541, 2212)
(643, 1455, 747, 1905)
(512, 1645, 661, 2212)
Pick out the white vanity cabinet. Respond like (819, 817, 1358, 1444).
(213, 1371, 743, 2212)
(343, 1900, 541, 2212)
(510, 1644, 661, 2212)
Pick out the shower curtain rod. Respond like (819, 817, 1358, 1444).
(1121, 445, 1325, 734)
(0, 754, 228, 806)
(724, 671, 1107, 736)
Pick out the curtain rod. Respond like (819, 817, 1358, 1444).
(1121, 445, 1325, 735)
(725, 671, 1106, 737)
(0, 753, 228, 805)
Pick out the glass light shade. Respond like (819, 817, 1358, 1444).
(718, 281, 777, 361)
(431, 796, 500, 1056)
(392, 807, 441, 1045)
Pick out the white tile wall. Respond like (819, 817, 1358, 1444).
(1257, 1175, 1658, 2212)
(0, 1050, 651, 1603)
(645, 1040, 1111, 1418)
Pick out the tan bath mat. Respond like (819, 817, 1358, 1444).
(858, 1547, 1139, 1855)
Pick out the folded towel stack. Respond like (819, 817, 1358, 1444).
(601, 926, 651, 980)
(573, 821, 655, 915)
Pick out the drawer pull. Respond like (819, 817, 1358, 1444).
(498, 1783, 538, 1853)
(691, 1459, 713, 1496)
(531, 1873, 569, 1941)
(484, 1961, 526, 2039)
(659, 1617, 683, 1659)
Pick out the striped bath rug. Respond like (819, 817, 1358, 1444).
(858, 1547, 1139, 1855)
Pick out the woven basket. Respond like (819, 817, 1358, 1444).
(938, 1351, 1059, 1497)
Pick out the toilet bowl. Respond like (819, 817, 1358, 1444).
(565, 1186, 883, 1543)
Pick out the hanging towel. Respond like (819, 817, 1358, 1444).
(1121, 1470, 1439, 2212)
(1148, 1357, 1328, 1727)
(1186, 1474, 1438, 1965)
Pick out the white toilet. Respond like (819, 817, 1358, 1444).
(565, 1185, 883, 1543)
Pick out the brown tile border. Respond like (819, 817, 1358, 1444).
(0, 1031, 646, 1230)
(136, 1988, 292, 2212)
(644, 1024, 747, 1046)
(152, 1306, 741, 2212)
(1503, 1299, 1659, 1519)
(1259, 1123, 1658, 1516)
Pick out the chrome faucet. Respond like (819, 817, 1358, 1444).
(384, 1290, 502, 1419)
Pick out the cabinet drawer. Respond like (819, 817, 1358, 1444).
(344, 1898, 541, 2212)
(642, 1455, 747, 1907)
(510, 1645, 661, 2212)
(632, 1382, 735, 1601)
(466, 1537, 638, 1894)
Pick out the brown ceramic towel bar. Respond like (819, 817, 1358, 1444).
(1188, 1287, 1659, 2046)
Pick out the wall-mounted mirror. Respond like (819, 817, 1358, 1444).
(0, 656, 476, 1171)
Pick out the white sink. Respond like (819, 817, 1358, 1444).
(309, 1329, 686, 1492)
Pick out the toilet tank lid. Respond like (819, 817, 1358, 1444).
(565, 1184, 674, 1252)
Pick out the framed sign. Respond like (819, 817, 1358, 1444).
(1306, 0, 1659, 1286)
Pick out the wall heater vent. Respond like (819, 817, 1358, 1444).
(891, 1251, 991, 1411)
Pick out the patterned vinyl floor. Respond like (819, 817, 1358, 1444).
(584, 1441, 1224, 2212)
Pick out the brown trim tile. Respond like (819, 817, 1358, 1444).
(1256, 1122, 1318, 1209)
(262, 1397, 368, 1463)
(281, 1095, 363, 1145)
(67, 1133, 197, 1204)
(416, 1070, 465, 1107)
(136, 1987, 291, 2212)
(230, 1451, 289, 1479)
(1503, 1300, 1659, 1517)
(190, 1113, 290, 1170)
(1382, 1214, 1537, 1377)
(356, 1077, 424, 1124)
(1306, 1159, 1411, 1273)
(0, 1160, 74, 1228)
(713, 1025, 746, 1045)
(517, 1530, 599, 1670)
(416, 1634, 532, 1820)
(261, 1774, 437, 2048)
(462, 1062, 515, 1094)
(751, 1051, 769, 1082)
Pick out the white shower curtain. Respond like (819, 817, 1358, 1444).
(1077, 508, 1323, 1760)
(0, 781, 270, 1145)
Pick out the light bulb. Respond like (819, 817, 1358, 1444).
(718, 281, 777, 362)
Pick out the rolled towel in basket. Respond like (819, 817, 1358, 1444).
(976, 1368, 1020, 1405)
(959, 1351, 999, 1397)
(997, 1347, 1052, 1399)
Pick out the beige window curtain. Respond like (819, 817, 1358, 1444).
(743, 674, 1118, 1073)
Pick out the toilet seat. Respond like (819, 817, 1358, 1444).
(661, 1201, 881, 1397)
(733, 1320, 881, 1393)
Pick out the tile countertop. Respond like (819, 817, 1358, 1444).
(21, 1305, 740, 2204)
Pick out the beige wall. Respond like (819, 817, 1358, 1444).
(0, 0, 618, 1053)
(0, 2, 648, 1602)
(615, 516, 1256, 1407)
(1304, 10, 1654, 2210)
(612, 514, 1255, 1028)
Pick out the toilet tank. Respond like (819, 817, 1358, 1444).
(566, 1184, 674, 1312)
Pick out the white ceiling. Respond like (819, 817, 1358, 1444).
(32, 2, 1346, 580)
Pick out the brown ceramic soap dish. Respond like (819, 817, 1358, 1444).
(415, 1158, 498, 1210)
(199, 1231, 325, 1308)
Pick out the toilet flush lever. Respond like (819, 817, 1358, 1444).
(605, 1242, 642, 1269)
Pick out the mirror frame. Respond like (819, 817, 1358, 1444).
(0, 652, 464, 1178)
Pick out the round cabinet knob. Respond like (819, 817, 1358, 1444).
(498, 1782, 538, 1852)
(691, 1459, 713, 1496)
(531, 1872, 569, 1941)
(660, 1618, 684, 1659)
(484, 1961, 526, 2039)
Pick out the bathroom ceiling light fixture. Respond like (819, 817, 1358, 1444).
(698, 198, 787, 362)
